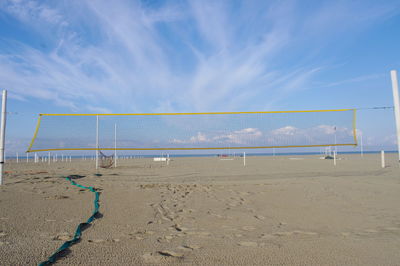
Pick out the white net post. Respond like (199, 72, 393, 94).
(334, 150, 337, 166)
(96, 115, 99, 170)
(0, 90, 7, 185)
(390, 70, 400, 163)
(114, 123, 117, 168)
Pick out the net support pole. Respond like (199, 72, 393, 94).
(360, 132, 364, 157)
(243, 152, 246, 166)
(381, 150, 385, 168)
(390, 70, 400, 163)
(0, 90, 7, 185)
(96, 115, 99, 170)
(114, 123, 117, 168)
(333, 150, 337, 166)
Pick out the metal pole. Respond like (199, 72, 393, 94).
(26, 153, 28, 163)
(390, 70, 400, 163)
(114, 123, 117, 168)
(16, 152, 18, 163)
(0, 90, 7, 185)
(96, 115, 99, 169)
(243, 152, 246, 166)
(381, 150, 385, 168)
(334, 126, 337, 153)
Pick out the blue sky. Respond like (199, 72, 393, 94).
(1, 0, 400, 155)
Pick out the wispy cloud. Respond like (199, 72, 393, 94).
(0, 0, 399, 114)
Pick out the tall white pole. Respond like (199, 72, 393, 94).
(96, 115, 99, 169)
(381, 150, 385, 168)
(390, 70, 400, 163)
(0, 90, 7, 185)
(334, 126, 337, 153)
(243, 152, 246, 166)
(114, 123, 117, 168)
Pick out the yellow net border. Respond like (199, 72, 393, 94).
(27, 109, 358, 152)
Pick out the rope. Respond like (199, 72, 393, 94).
(38, 176, 100, 266)
(356, 106, 394, 110)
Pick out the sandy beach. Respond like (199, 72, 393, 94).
(1, 153, 400, 265)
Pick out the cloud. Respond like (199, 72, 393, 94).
(171, 132, 208, 144)
(213, 128, 263, 145)
(271, 126, 297, 136)
(3, 0, 395, 113)
(268, 124, 354, 146)
(170, 127, 263, 146)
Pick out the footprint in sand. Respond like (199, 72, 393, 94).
(53, 233, 72, 241)
(88, 239, 106, 243)
(178, 244, 201, 250)
(273, 231, 317, 237)
(165, 234, 180, 240)
(173, 224, 188, 232)
(341, 232, 351, 237)
(158, 250, 184, 258)
(260, 234, 275, 240)
(238, 241, 258, 247)
(242, 226, 256, 231)
(45, 195, 69, 200)
(142, 252, 163, 263)
(186, 231, 211, 237)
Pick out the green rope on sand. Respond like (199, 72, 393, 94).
(38, 176, 100, 266)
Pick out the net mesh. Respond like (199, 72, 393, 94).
(27, 109, 357, 152)
(99, 151, 114, 168)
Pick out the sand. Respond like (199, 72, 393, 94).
(1, 153, 400, 265)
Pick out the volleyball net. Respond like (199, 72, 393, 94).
(26, 109, 357, 152)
